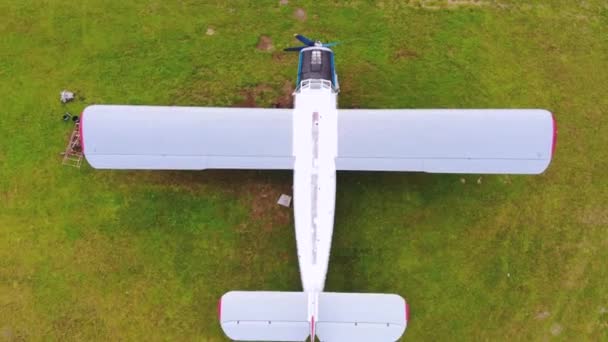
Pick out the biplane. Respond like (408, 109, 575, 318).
(80, 35, 556, 341)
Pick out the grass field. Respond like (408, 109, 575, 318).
(1, 0, 607, 340)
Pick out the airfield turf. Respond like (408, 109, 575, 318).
(1, 0, 607, 340)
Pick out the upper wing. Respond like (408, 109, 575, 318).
(81, 105, 294, 170)
(337, 109, 555, 174)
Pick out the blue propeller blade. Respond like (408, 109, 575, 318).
(322, 42, 339, 47)
(294, 34, 315, 46)
(284, 46, 306, 52)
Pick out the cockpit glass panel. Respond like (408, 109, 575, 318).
(311, 50, 322, 65)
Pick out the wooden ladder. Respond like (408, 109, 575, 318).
(62, 123, 83, 168)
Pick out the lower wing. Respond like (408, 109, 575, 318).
(337, 109, 555, 174)
(81, 105, 294, 170)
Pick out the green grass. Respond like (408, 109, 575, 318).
(1, 0, 607, 340)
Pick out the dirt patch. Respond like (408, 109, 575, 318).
(233, 84, 273, 107)
(1, 327, 14, 340)
(404, 0, 491, 10)
(294, 8, 307, 21)
(535, 311, 550, 320)
(234, 90, 257, 107)
(232, 82, 293, 108)
(256, 35, 274, 51)
(447, 0, 486, 6)
(273, 80, 294, 108)
(246, 182, 291, 231)
(550, 323, 563, 336)
(393, 48, 419, 61)
(205, 27, 215, 36)
(272, 51, 290, 62)
(279, 0, 288, 5)
(579, 207, 608, 226)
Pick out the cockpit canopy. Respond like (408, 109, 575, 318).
(298, 48, 335, 86)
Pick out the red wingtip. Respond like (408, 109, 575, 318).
(79, 111, 85, 154)
(551, 113, 557, 159)
(218, 297, 222, 321)
(405, 302, 410, 322)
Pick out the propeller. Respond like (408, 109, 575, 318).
(284, 46, 306, 52)
(295, 34, 315, 46)
(283, 34, 339, 52)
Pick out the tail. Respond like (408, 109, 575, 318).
(219, 291, 408, 341)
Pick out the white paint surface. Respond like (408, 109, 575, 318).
(292, 83, 338, 293)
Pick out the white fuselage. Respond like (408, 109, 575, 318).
(292, 80, 338, 298)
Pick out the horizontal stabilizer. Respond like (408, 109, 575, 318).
(317, 292, 407, 342)
(220, 291, 309, 341)
(219, 291, 408, 341)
